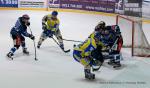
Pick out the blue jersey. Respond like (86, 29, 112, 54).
(103, 25, 121, 46)
(91, 26, 117, 46)
(10, 17, 30, 37)
(101, 30, 116, 46)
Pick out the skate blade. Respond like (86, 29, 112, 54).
(6, 56, 13, 60)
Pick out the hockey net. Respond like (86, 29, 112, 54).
(116, 15, 150, 57)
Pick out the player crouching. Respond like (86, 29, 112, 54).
(73, 35, 104, 80)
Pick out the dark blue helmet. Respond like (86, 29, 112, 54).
(51, 11, 58, 16)
(22, 14, 30, 20)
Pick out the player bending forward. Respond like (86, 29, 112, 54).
(73, 34, 105, 80)
(7, 14, 35, 59)
(37, 11, 64, 50)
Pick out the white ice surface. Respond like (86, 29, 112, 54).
(0, 10, 150, 88)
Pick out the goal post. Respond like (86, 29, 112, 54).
(116, 15, 150, 57)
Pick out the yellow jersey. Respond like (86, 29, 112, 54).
(74, 38, 97, 58)
(43, 14, 60, 32)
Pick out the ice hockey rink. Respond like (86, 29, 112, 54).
(0, 10, 150, 88)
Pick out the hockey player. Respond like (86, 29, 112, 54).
(94, 21, 106, 32)
(73, 34, 104, 80)
(91, 21, 123, 68)
(7, 14, 35, 59)
(37, 11, 64, 50)
(105, 25, 123, 68)
(89, 21, 108, 50)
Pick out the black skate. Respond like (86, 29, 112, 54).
(7, 52, 14, 60)
(23, 48, 29, 55)
(85, 73, 95, 80)
(37, 44, 41, 49)
(108, 60, 121, 68)
(113, 62, 121, 68)
(84, 69, 95, 80)
(108, 60, 116, 65)
(37, 45, 40, 49)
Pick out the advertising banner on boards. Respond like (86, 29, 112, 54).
(18, 0, 46, 8)
(60, 0, 116, 13)
(0, 0, 18, 7)
(49, 0, 60, 8)
(124, 0, 142, 17)
(115, 0, 124, 14)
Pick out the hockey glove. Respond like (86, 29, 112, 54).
(47, 30, 54, 38)
(48, 33, 53, 38)
(26, 22, 30, 26)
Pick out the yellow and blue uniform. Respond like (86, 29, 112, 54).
(89, 32, 106, 50)
(73, 38, 97, 66)
(37, 14, 64, 49)
(45, 14, 60, 33)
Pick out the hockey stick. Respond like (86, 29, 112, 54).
(52, 37, 70, 53)
(111, 38, 119, 50)
(92, 63, 103, 72)
(28, 27, 38, 61)
(62, 38, 83, 43)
